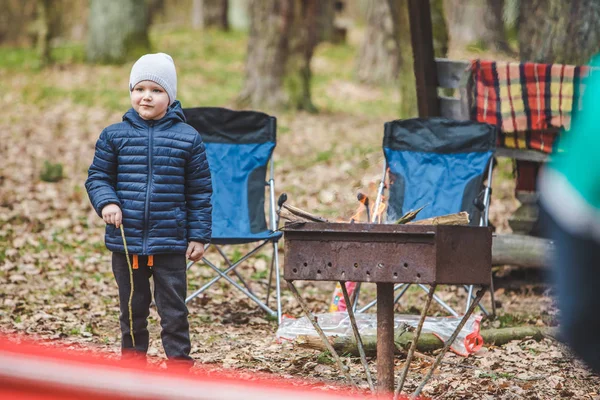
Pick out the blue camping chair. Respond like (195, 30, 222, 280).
(356, 117, 497, 317)
(182, 107, 283, 323)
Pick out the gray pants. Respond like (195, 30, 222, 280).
(112, 253, 192, 362)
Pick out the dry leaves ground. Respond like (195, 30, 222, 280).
(0, 28, 599, 399)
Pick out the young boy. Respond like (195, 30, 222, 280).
(85, 53, 212, 365)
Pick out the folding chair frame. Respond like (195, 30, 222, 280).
(185, 160, 283, 323)
(355, 158, 496, 317)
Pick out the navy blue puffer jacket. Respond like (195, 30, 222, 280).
(86, 101, 212, 255)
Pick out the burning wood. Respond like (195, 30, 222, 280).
(393, 205, 427, 224)
(356, 192, 371, 222)
(280, 203, 329, 223)
(279, 202, 468, 227)
(408, 211, 470, 226)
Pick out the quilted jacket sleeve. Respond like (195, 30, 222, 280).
(85, 129, 121, 217)
(186, 134, 213, 243)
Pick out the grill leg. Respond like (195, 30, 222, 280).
(286, 281, 358, 389)
(412, 287, 488, 398)
(395, 284, 437, 396)
(376, 282, 395, 394)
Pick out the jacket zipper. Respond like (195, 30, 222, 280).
(143, 122, 155, 254)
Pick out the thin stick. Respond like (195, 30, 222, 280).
(340, 281, 374, 393)
(395, 284, 436, 398)
(412, 287, 487, 398)
(120, 225, 136, 348)
(286, 281, 358, 389)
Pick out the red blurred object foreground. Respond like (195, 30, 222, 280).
(0, 334, 427, 400)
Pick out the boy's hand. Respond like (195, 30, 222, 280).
(186, 241, 205, 262)
(102, 204, 122, 228)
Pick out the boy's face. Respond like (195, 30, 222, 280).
(130, 80, 170, 120)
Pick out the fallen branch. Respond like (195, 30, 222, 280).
(296, 326, 557, 356)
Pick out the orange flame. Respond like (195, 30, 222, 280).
(371, 195, 387, 224)
(349, 203, 366, 222)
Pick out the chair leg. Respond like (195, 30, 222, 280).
(273, 241, 282, 324)
(489, 273, 497, 318)
(186, 242, 269, 303)
(464, 285, 491, 317)
(417, 284, 459, 317)
(215, 245, 256, 296)
(356, 283, 407, 313)
(203, 258, 276, 316)
(265, 246, 276, 307)
(351, 282, 361, 312)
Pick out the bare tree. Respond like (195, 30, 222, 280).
(444, 0, 512, 54)
(285, 0, 319, 112)
(86, 0, 151, 64)
(237, 0, 292, 110)
(519, 0, 600, 65)
(192, 0, 229, 30)
(355, 0, 446, 118)
(237, 0, 319, 111)
(36, 0, 52, 65)
(355, 0, 400, 84)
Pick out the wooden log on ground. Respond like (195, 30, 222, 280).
(492, 234, 553, 268)
(296, 326, 556, 356)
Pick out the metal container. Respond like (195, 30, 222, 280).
(283, 222, 491, 285)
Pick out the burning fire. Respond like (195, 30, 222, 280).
(350, 180, 388, 223)
(351, 193, 387, 223)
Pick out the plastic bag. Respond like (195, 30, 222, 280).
(276, 312, 483, 357)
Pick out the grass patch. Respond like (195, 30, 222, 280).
(316, 351, 335, 365)
(495, 313, 529, 328)
(478, 371, 515, 380)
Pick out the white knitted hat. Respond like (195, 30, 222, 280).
(129, 53, 177, 105)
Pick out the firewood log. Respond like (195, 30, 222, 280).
(408, 211, 470, 226)
(281, 204, 329, 223)
(295, 326, 556, 356)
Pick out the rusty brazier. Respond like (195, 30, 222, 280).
(283, 222, 492, 285)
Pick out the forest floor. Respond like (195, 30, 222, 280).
(0, 28, 599, 399)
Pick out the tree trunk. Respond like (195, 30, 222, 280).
(192, 0, 229, 30)
(445, 0, 512, 55)
(285, 0, 319, 112)
(356, 0, 400, 85)
(297, 326, 556, 356)
(518, 0, 600, 65)
(86, 0, 151, 64)
(316, 0, 336, 43)
(355, 0, 446, 117)
(237, 0, 292, 110)
(237, 0, 317, 112)
(36, 0, 51, 66)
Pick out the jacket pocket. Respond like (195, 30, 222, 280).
(106, 224, 118, 237)
(176, 207, 186, 240)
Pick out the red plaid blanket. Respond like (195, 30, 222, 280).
(469, 59, 590, 153)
